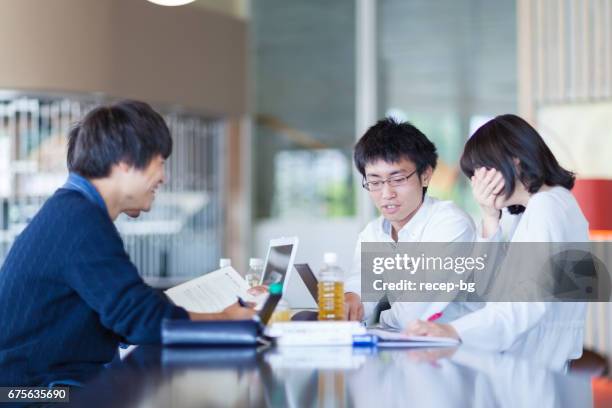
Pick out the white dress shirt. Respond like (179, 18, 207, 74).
(345, 195, 476, 327)
(449, 186, 589, 370)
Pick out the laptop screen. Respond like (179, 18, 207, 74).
(293, 264, 319, 300)
(257, 289, 282, 325)
(260, 244, 294, 286)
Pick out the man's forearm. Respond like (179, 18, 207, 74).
(188, 311, 226, 321)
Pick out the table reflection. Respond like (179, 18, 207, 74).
(69, 345, 593, 408)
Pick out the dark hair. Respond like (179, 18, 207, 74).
(67, 100, 172, 178)
(460, 114, 575, 214)
(354, 117, 438, 195)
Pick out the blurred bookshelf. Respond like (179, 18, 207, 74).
(0, 94, 225, 281)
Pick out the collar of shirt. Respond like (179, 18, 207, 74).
(380, 195, 433, 241)
(63, 172, 108, 214)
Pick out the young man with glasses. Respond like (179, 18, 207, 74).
(344, 118, 475, 329)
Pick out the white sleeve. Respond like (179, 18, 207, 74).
(477, 209, 521, 242)
(477, 225, 503, 242)
(381, 301, 449, 329)
(386, 206, 475, 329)
(344, 238, 362, 295)
(424, 209, 476, 243)
(449, 302, 549, 351)
(344, 234, 380, 321)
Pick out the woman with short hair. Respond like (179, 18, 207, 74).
(406, 114, 589, 371)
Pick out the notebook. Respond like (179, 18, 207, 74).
(367, 328, 460, 348)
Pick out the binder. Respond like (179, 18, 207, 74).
(161, 319, 265, 347)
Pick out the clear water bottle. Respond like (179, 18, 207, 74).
(318, 252, 345, 320)
(245, 257, 264, 288)
(219, 258, 232, 269)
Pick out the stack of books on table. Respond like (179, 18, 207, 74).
(265, 321, 369, 346)
(266, 322, 460, 348)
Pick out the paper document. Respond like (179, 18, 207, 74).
(266, 321, 367, 337)
(165, 267, 255, 313)
(266, 321, 367, 346)
(367, 328, 460, 347)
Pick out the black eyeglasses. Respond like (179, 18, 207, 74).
(362, 170, 418, 192)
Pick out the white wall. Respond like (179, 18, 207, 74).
(0, 0, 247, 116)
(253, 218, 362, 277)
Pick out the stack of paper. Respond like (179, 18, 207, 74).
(266, 321, 367, 346)
(367, 328, 460, 348)
(165, 267, 257, 313)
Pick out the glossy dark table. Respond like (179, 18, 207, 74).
(69, 344, 593, 408)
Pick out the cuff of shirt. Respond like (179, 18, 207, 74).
(450, 313, 505, 352)
(477, 224, 502, 242)
(449, 314, 481, 345)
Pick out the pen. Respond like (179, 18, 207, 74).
(427, 312, 443, 322)
(352, 334, 378, 347)
(237, 296, 248, 307)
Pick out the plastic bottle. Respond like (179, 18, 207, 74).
(245, 257, 264, 288)
(318, 252, 345, 320)
(219, 258, 232, 268)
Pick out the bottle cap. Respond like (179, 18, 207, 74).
(219, 258, 232, 268)
(323, 252, 337, 264)
(249, 258, 264, 268)
(269, 282, 283, 295)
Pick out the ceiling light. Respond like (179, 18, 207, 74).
(146, 0, 196, 6)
